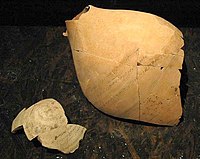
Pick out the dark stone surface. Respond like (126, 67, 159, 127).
(0, 27, 200, 159)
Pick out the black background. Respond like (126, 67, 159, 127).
(0, 0, 200, 27)
(1, 1, 200, 159)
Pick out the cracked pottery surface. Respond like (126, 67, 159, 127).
(65, 6, 184, 126)
(11, 98, 87, 154)
(0, 26, 199, 158)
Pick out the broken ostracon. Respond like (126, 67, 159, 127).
(64, 5, 184, 126)
(11, 99, 87, 154)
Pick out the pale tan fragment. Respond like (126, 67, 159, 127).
(11, 108, 26, 132)
(38, 124, 87, 154)
(65, 5, 184, 126)
(23, 98, 68, 140)
(11, 99, 87, 154)
(72, 49, 139, 119)
(138, 51, 184, 69)
(138, 66, 182, 125)
(63, 32, 68, 37)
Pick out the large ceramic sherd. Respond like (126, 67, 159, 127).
(64, 5, 184, 126)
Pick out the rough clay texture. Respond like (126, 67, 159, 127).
(38, 124, 87, 154)
(11, 99, 87, 154)
(65, 5, 184, 126)
(12, 98, 68, 140)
